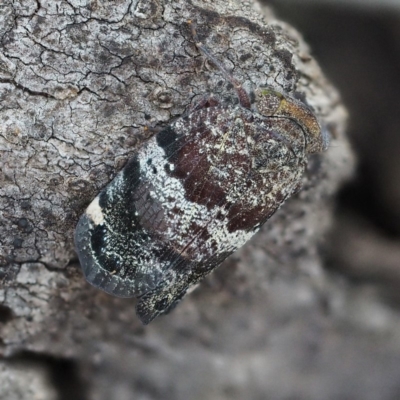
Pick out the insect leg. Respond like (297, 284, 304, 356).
(188, 20, 252, 109)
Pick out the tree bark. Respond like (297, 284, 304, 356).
(0, 0, 353, 398)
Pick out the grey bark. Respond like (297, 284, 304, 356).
(0, 1, 355, 399)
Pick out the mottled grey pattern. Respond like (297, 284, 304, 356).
(75, 37, 326, 324)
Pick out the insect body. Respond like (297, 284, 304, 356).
(75, 24, 326, 324)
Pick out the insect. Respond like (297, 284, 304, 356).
(75, 22, 327, 324)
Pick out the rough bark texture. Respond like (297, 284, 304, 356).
(0, 1, 355, 399)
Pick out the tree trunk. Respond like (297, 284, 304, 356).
(0, 1, 353, 399)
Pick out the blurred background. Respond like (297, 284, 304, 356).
(263, 1, 400, 398)
(267, 0, 400, 304)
